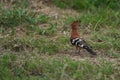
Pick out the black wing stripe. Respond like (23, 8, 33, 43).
(71, 38, 83, 47)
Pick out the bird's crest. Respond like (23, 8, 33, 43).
(71, 20, 81, 29)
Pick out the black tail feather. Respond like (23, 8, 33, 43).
(83, 46, 96, 55)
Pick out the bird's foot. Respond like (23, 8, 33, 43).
(75, 50, 81, 55)
(90, 54, 97, 58)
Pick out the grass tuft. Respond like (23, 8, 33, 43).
(32, 38, 59, 55)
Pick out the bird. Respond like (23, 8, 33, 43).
(70, 20, 96, 55)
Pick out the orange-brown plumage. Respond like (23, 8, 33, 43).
(70, 20, 81, 39)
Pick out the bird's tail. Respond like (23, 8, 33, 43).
(83, 46, 96, 55)
(77, 39, 96, 55)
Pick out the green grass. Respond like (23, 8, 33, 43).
(39, 23, 56, 36)
(0, 8, 50, 35)
(32, 38, 59, 55)
(91, 27, 120, 50)
(80, 8, 120, 29)
(0, 53, 119, 80)
(0, 0, 120, 80)
(1, 37, 33, 52)
(0, 9, 37, 35)
(52, 0, 120, 10)
(0, 9, 37, 27)
(52, 0, 68, 9)
(0, 0, 30, 8)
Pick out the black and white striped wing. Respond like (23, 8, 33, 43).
(70, 38, 96, 55)
(70, 38, 87, 48)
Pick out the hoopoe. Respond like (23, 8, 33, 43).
(70, 20, 96, 55)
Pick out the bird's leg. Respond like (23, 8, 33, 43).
(75, 46, 80, 54)
(75, 46, 78, 53)
(78, 47, 81, 53)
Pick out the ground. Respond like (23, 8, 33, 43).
(0, 0, 120, 80)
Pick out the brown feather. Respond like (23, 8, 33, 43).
(70, 20, 81, 39)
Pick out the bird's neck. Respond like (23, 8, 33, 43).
(71, 29, 80, 38)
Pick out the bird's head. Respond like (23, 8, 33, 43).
(71, 20, 81, 29)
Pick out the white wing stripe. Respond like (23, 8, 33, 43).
(72, 38, 79, 44)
